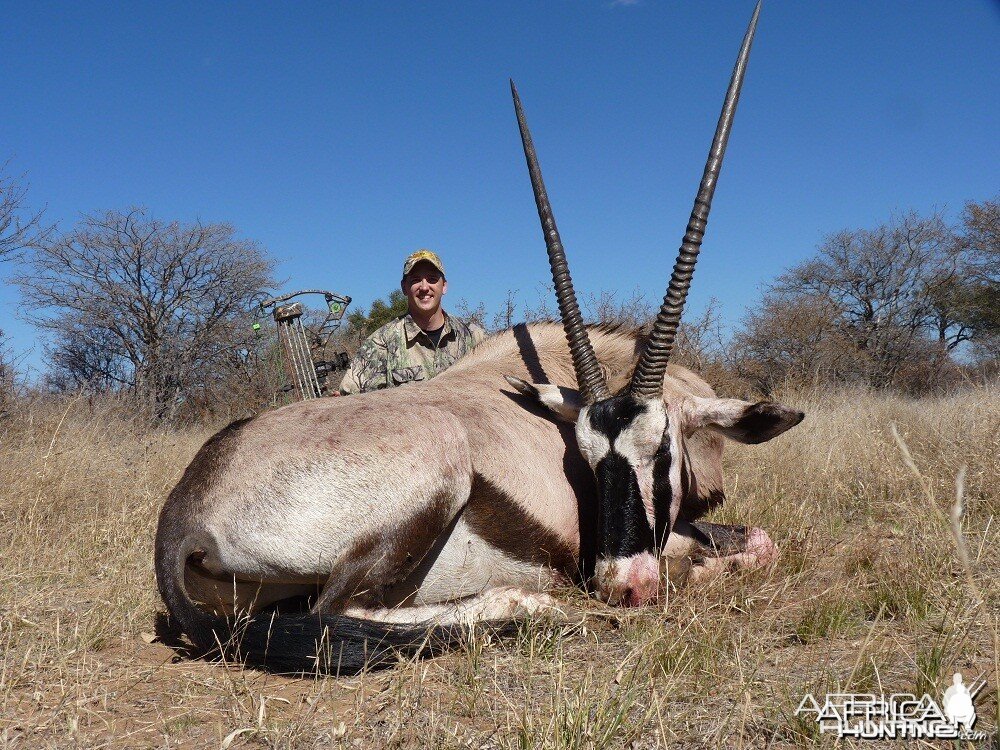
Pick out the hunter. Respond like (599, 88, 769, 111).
(339, 250, 487, 394)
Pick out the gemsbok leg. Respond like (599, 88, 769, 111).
(341, 587, 564, 627)
(664, 519, 779, 585)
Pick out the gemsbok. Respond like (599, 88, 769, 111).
(155, 1, 804, 674)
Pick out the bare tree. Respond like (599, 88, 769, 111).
(523, 283, 558, 324)
(738, 211, 961, 389)
(0, 331, 13, 414)
(731, 205, 1000, 391)
(490, 290, 520, 332)
(0, 161, 49, 261)
(522, 285, 654, 329)
(673, 298, 726, 369)
(583, 288, 653, 329)
(45, 327, 130, 393)
(15, 208, 276, 422)
(453, 298, 488, 330)
(732, 294, 863, 391)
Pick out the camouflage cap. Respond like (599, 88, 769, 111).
(402, 249, 445, 278)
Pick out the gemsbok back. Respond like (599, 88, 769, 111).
(155, 1, 804, 674)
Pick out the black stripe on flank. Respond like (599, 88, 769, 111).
(464, 474, 579, 578)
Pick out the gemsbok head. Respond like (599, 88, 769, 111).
(505, 1, 803, 606)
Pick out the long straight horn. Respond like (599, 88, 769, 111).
(511, 80, 611, 404)
(629, 1, 761, 400)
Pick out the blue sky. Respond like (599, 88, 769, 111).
(1, 1, 997, 376)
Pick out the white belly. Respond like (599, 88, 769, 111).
(383, 516, 559, 606)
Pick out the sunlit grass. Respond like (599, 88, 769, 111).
(1, 385, 997, 747)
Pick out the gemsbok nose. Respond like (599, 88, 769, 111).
(595, 551, 662, 607)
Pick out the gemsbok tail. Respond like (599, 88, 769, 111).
(153, 534, 472, 675)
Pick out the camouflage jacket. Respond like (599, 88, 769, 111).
(339, 312, 487, 395)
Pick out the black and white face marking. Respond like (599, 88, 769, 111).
(576, 394, 682, 606)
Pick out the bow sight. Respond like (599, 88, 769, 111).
(253, 289, 352, 401)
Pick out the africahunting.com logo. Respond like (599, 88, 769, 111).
(796, 672, 990, 741)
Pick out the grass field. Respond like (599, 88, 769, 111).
(1, 386, 998, 748)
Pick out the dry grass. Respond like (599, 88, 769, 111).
(1, 386, 998, 748)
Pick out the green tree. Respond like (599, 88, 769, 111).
(955, 197, 1000, 362)
(347, 290, 409, 337)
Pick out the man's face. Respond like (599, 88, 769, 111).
(402, 260, 447, 317)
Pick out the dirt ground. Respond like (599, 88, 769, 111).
(2, 387, 998, 748)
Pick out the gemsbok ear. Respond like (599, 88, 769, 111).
(688, 397, 804, 444)
(504, 376, 583, 423)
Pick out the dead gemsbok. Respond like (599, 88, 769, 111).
(155, 1, 803, 674)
